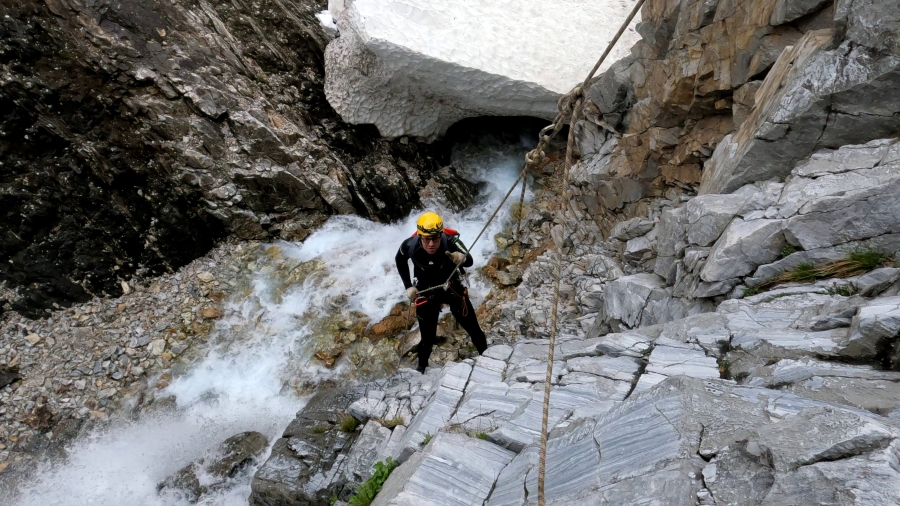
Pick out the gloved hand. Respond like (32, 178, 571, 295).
(406, 286, 419, 302)
(446, 251, 466, 265)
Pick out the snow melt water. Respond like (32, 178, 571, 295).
(4, 133, 533, 505)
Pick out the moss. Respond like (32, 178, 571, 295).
(312, 426, 330, 434)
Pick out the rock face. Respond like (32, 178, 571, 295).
(323, 0, 641, 140)
(0, 0, 449, 317)
(159, 431, 268, 502)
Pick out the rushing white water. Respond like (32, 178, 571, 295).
(5, 133, 533, 505)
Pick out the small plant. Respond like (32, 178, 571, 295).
(377, 416, 405, 429)
(826, 282, 859, 297)
(340, 414, 360, 433)
(421, 433, 433, 446)
(787, 263, 818, 282)
(348, 458, 400, 506)
(312, 426, 330, 434)
(741, 285, 763, 298)
(329, 495, 339, 505)
(476, 432, 489, 440)
(762, 292, 793, 303)
(780, 244, 797, 258)
(847, 247, 888, 271)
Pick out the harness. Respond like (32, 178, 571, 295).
(407, 229, 467, 306)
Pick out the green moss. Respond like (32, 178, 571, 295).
(476, 432, 489, 440)
(780, 244, 797, 258)
(312, 426, 330, 434)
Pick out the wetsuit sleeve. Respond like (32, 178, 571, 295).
(395, 239, 413, 289)
(448, 236, 474, 268)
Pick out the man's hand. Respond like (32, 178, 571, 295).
(446, 251, 466, 265)
(406, 287, 419, 302)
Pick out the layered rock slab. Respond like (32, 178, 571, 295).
(324, 0, 641, 140)
(488, 377, 900, 505)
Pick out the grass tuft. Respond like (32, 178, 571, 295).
(421, 433, 433, 446)
(748, 248, 894, 296)
(476, 432, 489, 440)
(340, 414, 360, 433)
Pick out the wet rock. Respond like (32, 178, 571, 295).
(159, 431, 269, 502)
(250, 386, 367, 506)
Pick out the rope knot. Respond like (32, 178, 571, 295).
(525, 149, 545, 167)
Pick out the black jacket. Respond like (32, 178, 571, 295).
(395, 232, 473, 291)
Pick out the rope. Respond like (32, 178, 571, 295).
(536, 2, 646, 504)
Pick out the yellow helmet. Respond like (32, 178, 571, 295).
(416, 212, 444, 236)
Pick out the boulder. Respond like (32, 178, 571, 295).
(160, 431, 268, 502)
(324, 0, 641, 140)
(250, 387, 366, 505)
(700, 218, 785, 283)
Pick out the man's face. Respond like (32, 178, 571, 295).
(419, 234, 440, 255)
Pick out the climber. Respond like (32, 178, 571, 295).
(395, 211, 488, 373)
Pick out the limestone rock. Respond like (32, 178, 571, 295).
(701, 219, 785, 283)
(160, 431, 268, 502)
(700, 28, 900, 195)
(373, 433, 515, 506)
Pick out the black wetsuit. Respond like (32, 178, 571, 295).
(395, 232, 487, 371)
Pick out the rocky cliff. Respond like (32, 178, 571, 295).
(0, 0, 456, 318)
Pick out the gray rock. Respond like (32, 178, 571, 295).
(757, 406, 894, 472)
(449, 382, 532, 432)
(604, 273, 666, 328)
(609, 217, 655, 241)
(342, 421, 392, 485)
(393, 362, 472, 462)
(373, 433, 515, 506)
(250, 387, 365, 506)
(699, 30, 900, 196)
(701, 218, 785, 282)
(771, 0, 832, 25)
(685, 194, 747, 247)
(596, 331, 655, 358)
(746, 358, 900, 416)
(161, 431, 268, 502)
(634, 338, 721, 392)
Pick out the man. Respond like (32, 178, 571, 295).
(395, 211, 487, 373)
